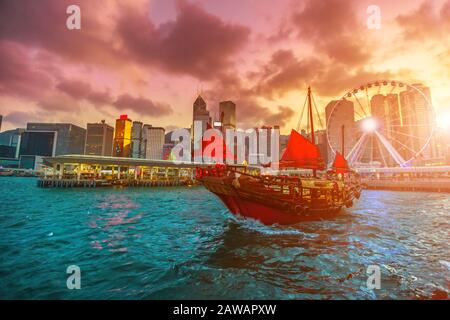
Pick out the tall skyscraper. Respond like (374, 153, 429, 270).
(113, 115, 132, 157)
(219, 101, 236, 132)
(26, 123, 86, 155)
(144, 127, 165, 160)
(192, 95, 211, 151)
(325, 100, 355, 162)
(399, 84, 436, 162)
(131, 121, 144, 158)
(84, 120, 114, 156)
(369, 93, 401, 166)
(0, 115, 3, 132)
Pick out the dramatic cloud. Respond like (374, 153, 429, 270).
(113, 94, 173, 117)
(203, 71, 296, 129)
(252, 50, 323, 99)
(0, 0, 123, 67)
(396, 0, 450, 42)
(0, 0, 448, 132)
(0, 41, 54, 99)
(291, 0, 371, 66)
(57, 79, 92, 99)
(116, 0, 250, 79)
(56, 79, 113, 105)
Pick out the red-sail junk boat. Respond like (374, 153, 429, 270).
(196, 87, 362, 225)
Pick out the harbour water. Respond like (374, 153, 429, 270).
(0, 177, 449, 299)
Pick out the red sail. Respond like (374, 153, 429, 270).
(332, 151, 350, 173)
(280, 129, 325, 170)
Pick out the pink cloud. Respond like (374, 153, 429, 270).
(113, 94, 173, 117)
(116, 0, 250, 79)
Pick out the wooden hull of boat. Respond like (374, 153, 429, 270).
(199, 175, 357, 225)
(216, 193, 342, 225)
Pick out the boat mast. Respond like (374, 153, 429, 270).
(307, 86, 317, 177)
(341, 125, 345, 155)
(307, 86, 315, 145)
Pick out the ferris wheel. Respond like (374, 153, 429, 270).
(326, 81, 435, 168)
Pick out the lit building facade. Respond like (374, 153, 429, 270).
(113, 115, 132, 157)
(84, 120, 114, 156)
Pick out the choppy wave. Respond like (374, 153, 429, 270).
(0, 178, 449, 299)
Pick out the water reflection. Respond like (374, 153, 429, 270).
(88, 194, 143, 253)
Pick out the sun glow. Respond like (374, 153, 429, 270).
(361, 117, 378, 133)
(436, 109, 450, 131)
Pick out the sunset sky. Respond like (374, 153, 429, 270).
(0, 0, 449, 134)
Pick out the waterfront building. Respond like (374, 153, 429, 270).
(84, 120, 114, 156)
(18, 131, 57, 159)
(369, 93, 401, 166)
(219, 101, 236, 132)
(325, 100, 355, 161)
(26, 123, 86, 155)
(0, 128, 25, 158)
(113, 115, 132, 158)
(399, 84, 437, 162)
(0, 145, 16, 158)
(144, 126, 165, 160)
(19, 155, 45, 170)
(131, 121, 144, 158)
(0, 115, 2, 132)
(141, 124, 152, 158)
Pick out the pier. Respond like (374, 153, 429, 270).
(37, 154, 251, 188)
(37, 155, 204, 188)
(357, 166, 450, 193)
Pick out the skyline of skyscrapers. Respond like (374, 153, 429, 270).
(0, 83, 448, 167)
